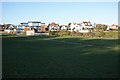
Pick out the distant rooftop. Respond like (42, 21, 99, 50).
(28, 21, 41, 23)
(20, 22, 28, 24)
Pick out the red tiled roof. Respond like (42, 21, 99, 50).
(111, 24, 118, 26)
(49, 22, 58, 27)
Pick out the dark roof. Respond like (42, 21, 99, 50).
(20, 22, 28, 24)
(41, 23, 45, 24)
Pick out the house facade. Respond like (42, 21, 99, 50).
(60, 25, 68, 30)
(40, 23, 46, 32)
(48, 22, 59, 31)
(28, 21, 41, 32)
(69, 21, 95, 33)
(109, 24, 118, 30)
(4, 24, 16, 34)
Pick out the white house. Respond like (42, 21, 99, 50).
(26, 30, 35, 36)
(69, 21, 95, 33)
(4, 24, 16, 34)
(70, 23, 77, 31)
(81, 21, 94, 28)
(28, 21, 41, 26)
(109, 24, 118, 30)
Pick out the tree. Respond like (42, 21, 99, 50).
(95, 24, 107, 32)
(67, 23, 71, 30)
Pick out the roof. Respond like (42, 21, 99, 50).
(49, 22, 58, 27)
(82, 21, 92, 26)
(28, 21, 41, 23)
(60, 25, 67, 26)
(41, 23, 45, 24)
(111, 24, 118, 26)
(3, 24, 16, 29)
(20, 22, 28, 24)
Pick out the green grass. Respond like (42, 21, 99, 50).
(2, 35, 119, 78)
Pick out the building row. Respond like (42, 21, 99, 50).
(0, 21, 119, 35)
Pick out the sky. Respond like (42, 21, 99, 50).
(1, 2, 119, 25)
(1, 0, 120, 2)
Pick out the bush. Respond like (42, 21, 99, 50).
(49, 30, 118, 38)
(95, 32, 105, 37)
(57, 30, 70, 36)
(49, 31, 57, 36)
(104, 31, 118, 38)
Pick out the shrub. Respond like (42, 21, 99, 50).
(57, 30, 70, 36)
(104, 31, 118, 38)
(49, 31, 57, 36)
(49, 30, 118, 38)
(95, 32, 105, 37)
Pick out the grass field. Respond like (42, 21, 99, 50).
(2, 35, 119, 78)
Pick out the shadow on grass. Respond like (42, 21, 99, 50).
(2, 36, 119, 78)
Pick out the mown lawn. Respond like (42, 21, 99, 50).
(2, 35, 119, 78)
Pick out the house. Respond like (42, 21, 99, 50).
(69, 21, 95, 33)
(28, 21, 41, 26)
(79, 21, 95, 33)
(60, 25, 68, 30)
(28, 21, 41, 32)
(4, 24, 16, 34)
(40, 23, 46, 32)
(70, 23, 77, 31)
(20, 22, 29, 27)
(81, 21, 94, 28)
(73, 23, 81, 32)
(24, 27, 31, 32)
(26, 30, 35, 36)
(69, 23, 82, 32)
(48, 22, 59, 31)
(20, 22, 29, 29)
(109, 24, 118, 30)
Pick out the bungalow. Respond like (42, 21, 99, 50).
(109, 24, 118, 30)
(48, 22, 59, 31)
